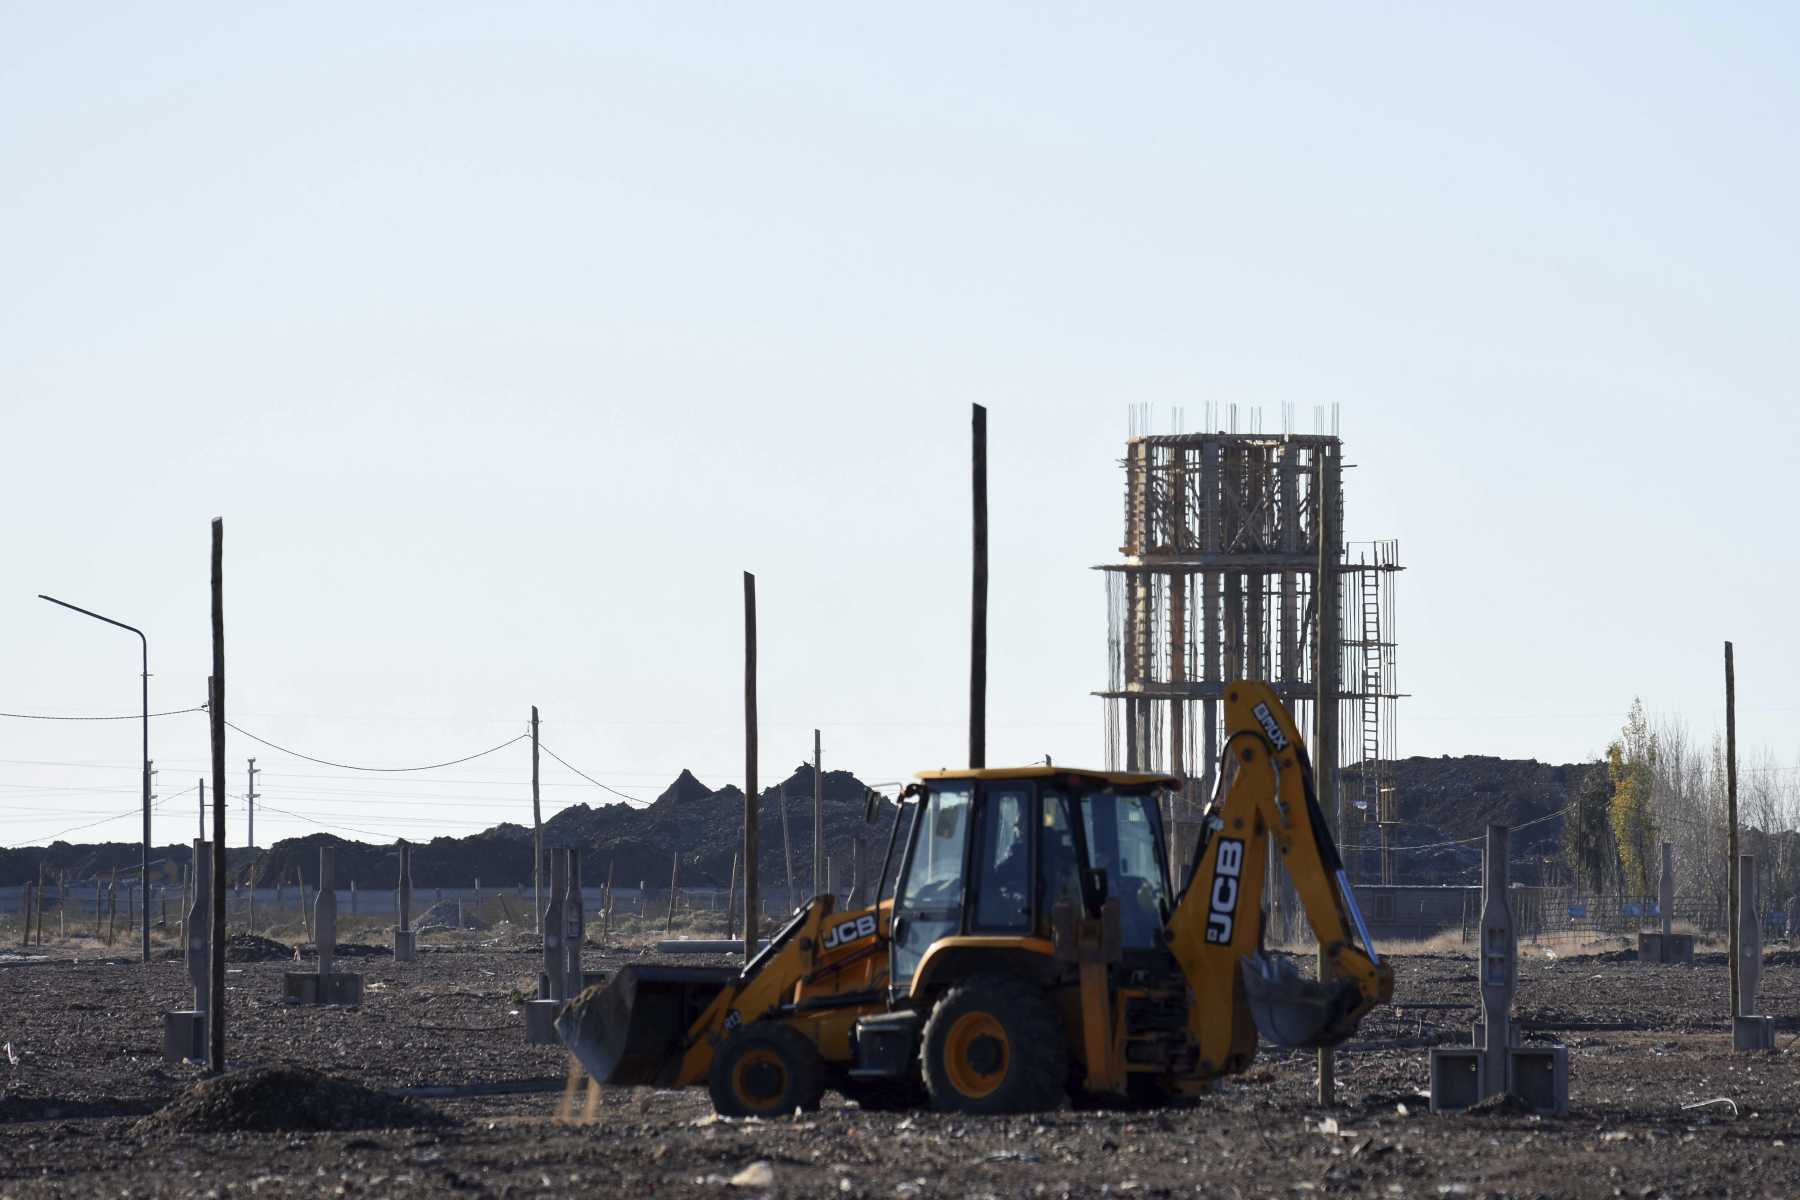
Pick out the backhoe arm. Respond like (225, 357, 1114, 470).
(1165, 681, 1394, 1082)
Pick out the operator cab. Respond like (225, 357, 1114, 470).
(888, 767, 1179, 993)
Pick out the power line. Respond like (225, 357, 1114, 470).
(0, 705, 206, 721)
(539, 743, 651, 808)
(221, 722, 529, 772)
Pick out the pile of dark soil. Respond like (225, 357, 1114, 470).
(417, 901, 489, 931)
(133, 1067, 447, 1134)
(225, 934, 294, 962)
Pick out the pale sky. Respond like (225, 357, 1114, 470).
(5, 4, 1798, 850)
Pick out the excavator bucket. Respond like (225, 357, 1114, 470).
(555, 964, 736, 1087)
(1239, 953, 1364, 1049)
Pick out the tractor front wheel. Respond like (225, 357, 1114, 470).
(708, 1023, 825, 1118)
(920, 975, 1067, 1114)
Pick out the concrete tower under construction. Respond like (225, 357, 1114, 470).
(1095, 407, 1401, 883)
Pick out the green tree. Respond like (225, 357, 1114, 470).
(1608, 700, 1659, 895)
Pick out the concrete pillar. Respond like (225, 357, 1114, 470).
(1477, 825, 1515, 1097)
(561, 849, 584, 996)
(392, 840, 415, 961)
(187, 841, 211, 1014)
(542, 850, 567, 1001)
(283, 845, 361, 1006)
(1660, 842, 1674, 940)
(162, 840, 211, 1062)
(1431, 824, 1569, 1114)
(317, 847, 337, 977)
(1735, 854, 1774, 1050)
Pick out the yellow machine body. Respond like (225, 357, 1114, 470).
(558, 681, 1393, 1115)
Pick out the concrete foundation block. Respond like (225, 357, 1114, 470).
(1429, 1047, 1484, 1113)
(392, 929, 416, 962)
(162, 1010, 206, 1063)
(1637, 932, 1694, 966)
(538, 970, 608, 1000)
(1508, 1045, 1569, 1117)
(1734, 1015, 1776, 1052)
(282, 971, 364, 1007)
(525, 999, 563, 1045)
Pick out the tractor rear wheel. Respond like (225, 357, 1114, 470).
(708, 1023, 825, 1117)
(920, 975, 1067, 1114)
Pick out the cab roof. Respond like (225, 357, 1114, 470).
(915, 765, 1178, 788)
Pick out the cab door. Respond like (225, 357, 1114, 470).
(889, 781, 973, 990)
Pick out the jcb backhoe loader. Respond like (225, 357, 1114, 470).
(558, 681, 1393, 1115)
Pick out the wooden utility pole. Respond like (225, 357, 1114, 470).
(778, 784, 795, 914)
(246, 758, 258, 932)
(664, 853, 680, 934)
(198, 776, 206, 842)
(970, 403, 988, 769)
(812, 730, 823, 897)
(743, 571, 759, 963)
(1315, 460, 1334, 1107)
(1727, 641, 1740, 1020)
(531, 706, 542, 935)
(208, 518, 227, 1075)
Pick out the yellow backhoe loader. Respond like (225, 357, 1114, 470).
(558, 681, 1393, 1115)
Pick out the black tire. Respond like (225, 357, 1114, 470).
(920, 974, 1067, 1114)
(708, 1023, 825, 1118)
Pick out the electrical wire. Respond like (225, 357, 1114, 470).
(538, 744, 651, 808)
(0, 705, 207, 721)
(221, 722, 528, 772)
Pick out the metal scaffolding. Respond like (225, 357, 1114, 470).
(1095, 411, 1401, 883)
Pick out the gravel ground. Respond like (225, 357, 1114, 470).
(2, 938, 1797, 1199)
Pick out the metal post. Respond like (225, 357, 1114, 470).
(1314, 447, 1335, 1106)
(743, 571, 759, 964)
(246, 758, 258, 932)
(531, 706, 541, 935)
(970, 403, 988, 770)
(38, 594, 153, 964)
(664, 852, 680, 934)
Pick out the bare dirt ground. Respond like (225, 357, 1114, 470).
(2, 932, 1798, 1199)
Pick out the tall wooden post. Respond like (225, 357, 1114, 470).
(1727, 641, 1740, 1020)
(208, 517, 227, 1075)
(531, 706, 542, 936)
(970, 403, 988, 769)
(743, 571, 759, 963)
(812, 730, 824, 896)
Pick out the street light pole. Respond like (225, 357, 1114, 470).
(39, 594, 151, 964)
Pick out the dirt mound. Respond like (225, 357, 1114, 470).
(416, 901, 489, 931)
(133, 1067, 447, 1134)
(226, 934, 294, 962)
(1462, 1091, 1539, 1116)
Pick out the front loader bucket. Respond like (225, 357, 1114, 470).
(555, 964, 736, 1087)
(1240, 953, 1364, 1049)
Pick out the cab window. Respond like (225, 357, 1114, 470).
(891, 782, 972, 987)
(972, 784, 1032, 931)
